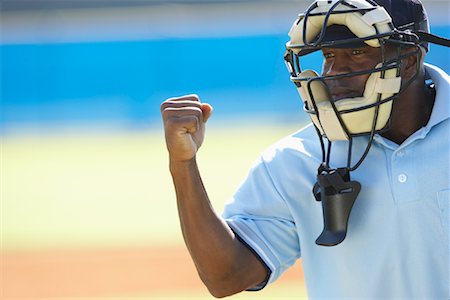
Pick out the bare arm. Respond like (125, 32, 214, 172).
(160, 94, 268, 298)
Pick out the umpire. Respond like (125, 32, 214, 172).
(161, 0, 450, 298)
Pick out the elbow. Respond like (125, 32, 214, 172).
(199, 272, 243, 298)
(208, 289, 233, 299)
(206, 284, 240, 299)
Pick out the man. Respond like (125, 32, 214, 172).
(161, 0, 449, 298)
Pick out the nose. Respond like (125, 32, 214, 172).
(323, 58, 352, 77)
(321, 49, 354, 77)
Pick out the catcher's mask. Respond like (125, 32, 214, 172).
(284, 0, 450, 246)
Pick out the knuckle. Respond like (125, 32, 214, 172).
(164, 94, 200, 103)
(182, 94, 200, 101)
(160, 101, 168, 113)
(160, 98, 175, 112)
(160, 100, 202, 113)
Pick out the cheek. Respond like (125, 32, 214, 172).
(321, 62, 329, 76)
(354, 74, 370, 93)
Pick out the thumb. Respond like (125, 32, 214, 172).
(201, 103, 213, 122)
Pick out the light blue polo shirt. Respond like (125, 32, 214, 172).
(223, 64, 449, 299)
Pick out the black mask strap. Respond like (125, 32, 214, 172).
(415, 30, 450, 47)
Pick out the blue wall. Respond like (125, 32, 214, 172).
(1, 26, 448, 130)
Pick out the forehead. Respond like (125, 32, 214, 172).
(321, 45, 382, 53)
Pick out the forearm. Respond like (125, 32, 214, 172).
(161, 95, 267, 297)
(170, 157, 266, 296)
(170, 158, 242, 276)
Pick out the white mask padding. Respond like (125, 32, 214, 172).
(287, 0, 392, 54)
(297, 64, 401, 141)
(298, 70, 339, 138)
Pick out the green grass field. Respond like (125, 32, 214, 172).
(2, 122, 306, 250)
(2, 121, 308, 299)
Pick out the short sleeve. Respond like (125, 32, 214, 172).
(222, 156, 301, 288)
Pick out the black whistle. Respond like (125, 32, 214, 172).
(313, 168, 361, 246)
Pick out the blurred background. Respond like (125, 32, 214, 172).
(1, 0, 448, 298)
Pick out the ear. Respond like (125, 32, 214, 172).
(400, 47, 420, 81)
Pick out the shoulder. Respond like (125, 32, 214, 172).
(258, 123, 322, 167)
(425, 63, 450, 88)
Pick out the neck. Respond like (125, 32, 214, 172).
(381, 71, 435, 144)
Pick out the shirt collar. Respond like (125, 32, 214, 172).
(424, 63, 450, 129)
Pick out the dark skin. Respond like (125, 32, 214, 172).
(160, 44, 433, 297)
(322, 44, 434, 144)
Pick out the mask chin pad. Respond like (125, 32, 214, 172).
(298, 69, 350, 140)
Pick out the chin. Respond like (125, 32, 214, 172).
(332, 93, 363, 102)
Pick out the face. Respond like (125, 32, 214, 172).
(321, 45, 385, 101)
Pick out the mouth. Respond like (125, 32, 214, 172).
(329, 88, 362, 102)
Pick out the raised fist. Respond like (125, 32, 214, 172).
(160, 94, 213, 162)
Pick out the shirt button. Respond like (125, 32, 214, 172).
(397, 150, 405, 157)
(398, 173, 408, 183)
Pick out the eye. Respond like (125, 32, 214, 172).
(323, 51, 334, 59)
(352, 49, 365, 55)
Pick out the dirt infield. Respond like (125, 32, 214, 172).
(2, 246, 304, 298)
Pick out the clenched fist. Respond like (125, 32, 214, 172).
(160, 94, 213, 162)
